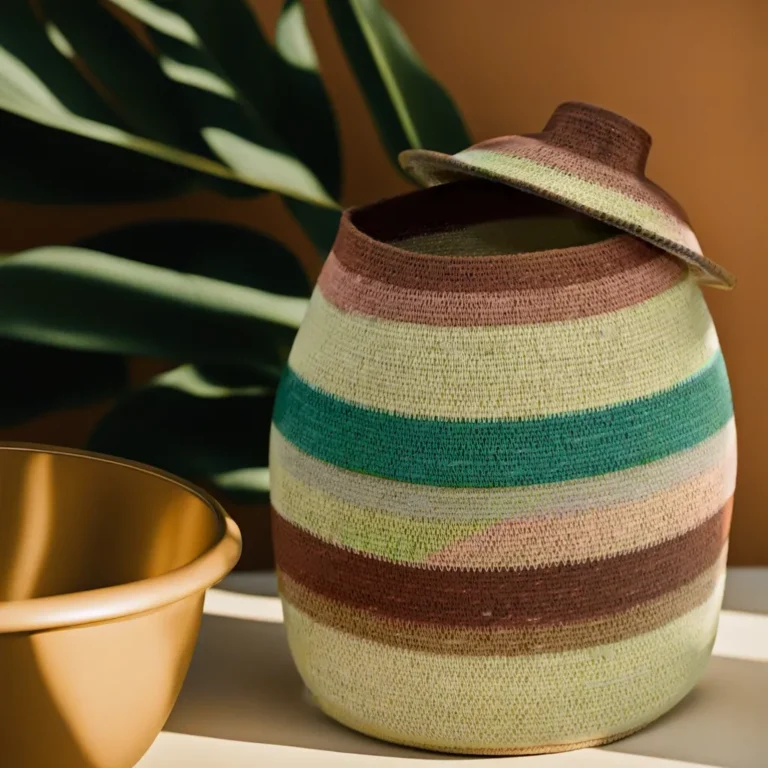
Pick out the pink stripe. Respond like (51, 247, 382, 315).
(424, 450, 736, 570)
(319, 251, 684, 326)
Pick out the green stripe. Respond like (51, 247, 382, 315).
(272, 352, 732, 487)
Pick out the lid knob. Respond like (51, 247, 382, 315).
(542, 102, 652, 176)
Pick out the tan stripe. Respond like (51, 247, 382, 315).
(270, 419, 736, 522)
(290, 276, 718, 419)
(319, 249, 683, 326)
(425, 452, 735, 568)
(279, 548, 725, 656)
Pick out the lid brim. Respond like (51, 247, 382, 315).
(400, 147, 735, 289)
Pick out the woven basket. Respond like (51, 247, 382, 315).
(270, 178, 736, 755)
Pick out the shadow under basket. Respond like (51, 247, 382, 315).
(0, 445, 240, 768)
(269, 177, 736, 755)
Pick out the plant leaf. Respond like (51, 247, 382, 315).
(0, 16, 329, 202)
(156, 0, 343, 247)
(0, 337, 127, 426)
(38, 0, 207, 150)
(283, 198, 341, 256)
(0, 245, 307, 365)
(75, 219, 312, 297)
(327, 0, 470, 166)
(0, 0, 196, 200)
(274, 0, 341, 199)
(161, 0, 341, 200)
(38, 0, 267, 198)
(0, 109, 186, 203)
(106, 0, 337, 208)
(1, 0, 121, 126)
(0, 46, 237, 197)
(88, 364, 273, 502)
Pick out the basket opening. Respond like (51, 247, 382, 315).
(350, 178, 617, 257)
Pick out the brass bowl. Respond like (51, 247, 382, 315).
(0, 444, 241, 768)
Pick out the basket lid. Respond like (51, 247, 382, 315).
(400, 101, 734, 289)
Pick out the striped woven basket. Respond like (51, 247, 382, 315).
(270, 178, 736, 755)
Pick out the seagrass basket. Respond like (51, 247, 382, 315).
(270, 104, 736, 755)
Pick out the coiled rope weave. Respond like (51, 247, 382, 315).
(270, 181, 736, 755)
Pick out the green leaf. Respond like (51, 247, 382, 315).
(106, 0, 337, 207)
(89, 364, 274, 502)
(0, 245, 307, 364)
(0, 338, 127, 426)
(283, 198, 341, 256)
(1, 0, 122, 126)
(0, 0, 196, 201)
(160, 0, 341, 200)
(151, 0, 342, 245)
(38, 0, 206, 150)
(0, 13, 326, 201)
(0, 102, 232, 202)
(274, 0, 341, 199)
(38, 0, 269, 199)
(0, 110, 184, 203)
(75, 219, 312, 297)
(327, 0, 470, 166)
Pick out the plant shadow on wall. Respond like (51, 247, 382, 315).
(0, 1, 469, 524)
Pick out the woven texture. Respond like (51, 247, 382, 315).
(400, 101, 735, 289)
(270, 181, 737, 755)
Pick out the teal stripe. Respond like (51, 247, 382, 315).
(272, 352, 733, 487)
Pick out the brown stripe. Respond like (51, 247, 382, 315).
(278, 550, 725, 655)
(334, 180, 673, 292)
(319, 249, 683, 326)
(272, 498, 732, 627)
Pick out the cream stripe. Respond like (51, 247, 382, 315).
(289, 275, 718, 419)
(284, 574, 723, 752)
(271, 448, 736, 568)
(458, 148, 697, 249)
(270, 419, 736, 522)
(314, 703, 643, 756)
(271, 470, 484, 563)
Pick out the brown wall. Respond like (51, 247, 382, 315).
(0, 1, 765, 562)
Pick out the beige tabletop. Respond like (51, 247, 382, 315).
(138, 569, 768, 768)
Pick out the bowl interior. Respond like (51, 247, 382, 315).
(0, 448, 221, 602)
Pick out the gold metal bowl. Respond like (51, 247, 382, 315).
(0, 444, 241, 768)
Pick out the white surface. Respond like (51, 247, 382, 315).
(138, 568, 768, 768)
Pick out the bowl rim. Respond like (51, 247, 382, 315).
(0, 442, 242, 634)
